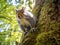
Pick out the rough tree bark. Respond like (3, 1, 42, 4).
(22, 0, 60, 45)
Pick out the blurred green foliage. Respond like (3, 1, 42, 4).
(0, 0, 34, 45)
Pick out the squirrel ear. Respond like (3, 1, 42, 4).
(22, 7, 26, 10)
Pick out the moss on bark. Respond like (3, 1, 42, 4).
(22, 0, 60, 45)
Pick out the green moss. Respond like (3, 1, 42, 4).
(36, 0, 60, 45)
(36, 30, 60, 45)
(37, 0, 60, 32)
(32, 5, 41, 17)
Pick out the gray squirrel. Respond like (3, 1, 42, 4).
(16, 7, 37, 35)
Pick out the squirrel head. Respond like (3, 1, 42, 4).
(16, 7, 26, 19)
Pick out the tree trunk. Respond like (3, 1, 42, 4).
(22, 0, 60, 45)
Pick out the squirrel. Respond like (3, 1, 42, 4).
(16, 6, 37, 35)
